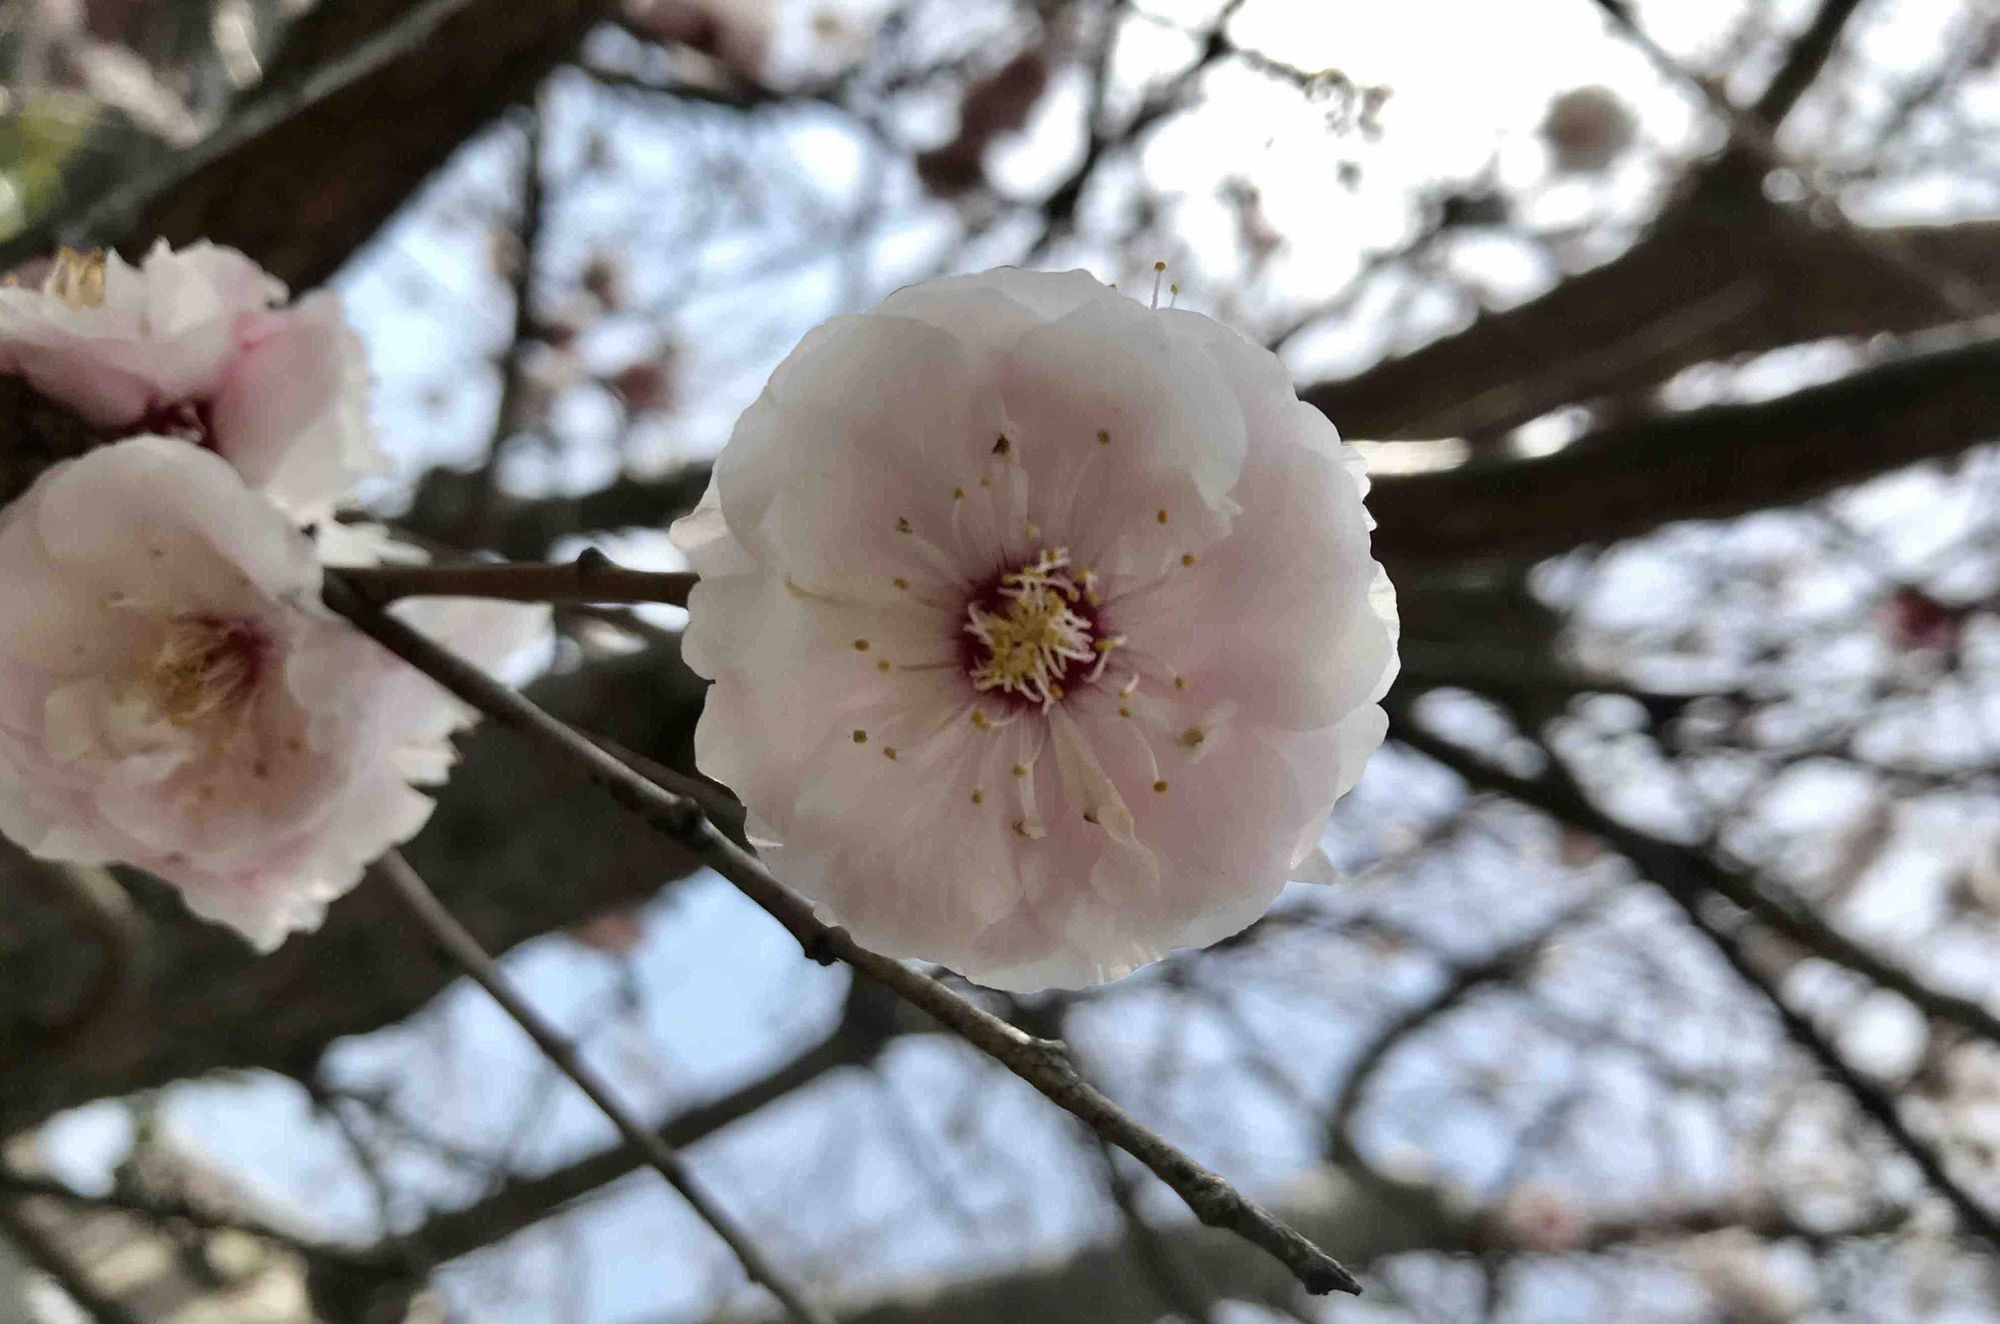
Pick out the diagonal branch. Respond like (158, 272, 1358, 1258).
(405, 981, 921, 1265)
(0, 0, 483, 271)
(322, 573, 1365, 1298)
(406, 328, 2000, 579)
(375, 850, 833, 1324)
(1754, 0, 1870, 125)
(1388, 714, 2000, 1249)
(1367, 328, 2000, 570)
(1383, 707, 2000, 1050)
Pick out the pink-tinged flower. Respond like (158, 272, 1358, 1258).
(672, 268, 1398, 990)
(0, 242, 382, 521)
(0, 438, 501, 948)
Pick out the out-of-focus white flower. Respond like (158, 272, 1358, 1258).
(1684, 1230, 1812, 1324)
(625, 0, 774, 82)
(0, 242, 383, 522)
(673, 268, 1398, 990)
(1496, 1185, 1587, 1252)
(0, 438, 497, 948)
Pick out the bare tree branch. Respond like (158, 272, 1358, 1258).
(342, 555, 696, 607)
(321, 573, 1367, 1298)
(1388, 714, 2000, 1250)
(405, 981, 922, 1265)
(374, 850, 834, 1324)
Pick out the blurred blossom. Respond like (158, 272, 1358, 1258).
(1881, 585, 1964, 654)
(0, 242, 383, 522)
(1496, 1184, 1588, 1253)
(609, 354, 678, 415)
(1684, 1230, 1811, 1324)
(568, 907, 648, 954)
(917, 49, 1051, 199)
(673, 268, 1397, 990)
(625, 0, 776, 83)
(1541, 84, 1635, 175)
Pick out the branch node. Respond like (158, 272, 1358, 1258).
(800, 925, 851, 966)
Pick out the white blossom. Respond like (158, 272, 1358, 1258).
(0, 241, 382, 522)
(0, 438, 506, 947)
(673, 268, 1398, 990)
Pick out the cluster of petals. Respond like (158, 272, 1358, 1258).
(0, 245, 543, 947)
(674, 267, 1398, 990)
(0, 241, 384, 522)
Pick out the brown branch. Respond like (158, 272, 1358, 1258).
(401, 463, 715, 561)
(0, 0, 484, 270)
(1588, 0, 1980, 318)
(466, 102, 550, 545)
(1384, 703, 2000, 1051)
(374, 850, 833, 1324)
(407, 981, 920, 1264)
(341, 555, 696, 607)
(404, 327, 2000, 582)
(1367, 328, 2000, 570)
(1388, 715, 2000, 1250)
(1326, 900, 1600, 1170)
(28, 0, 618, 290)
(1301, 210, 2000, 441)
(322, 573, 1365, 1298)
(1754, 0, 1869, 125)
(707, 1177, 1905, 1324)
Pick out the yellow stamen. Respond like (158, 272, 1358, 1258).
(46, 248, 108, 309)
(141, 615, 261, 727)
(963, 548, 1110, 707)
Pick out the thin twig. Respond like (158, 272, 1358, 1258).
(324, 574, 1363, 1297)
(406, 982, 913, 1265)
(339, 555, 695, 607)
(1385, 711, 2000, 1054)
(469, 103, 548, 545)
(1390, 717, 2000, 1250)
(373, 850, 833, 1324)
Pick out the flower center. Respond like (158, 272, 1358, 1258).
(142, 614, 268, 727)
(45, 248, 108, 309)
(963, 548, 1115, 706)
(135, 400, 216, 449)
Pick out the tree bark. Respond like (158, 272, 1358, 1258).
(131, 0, 615, 290)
